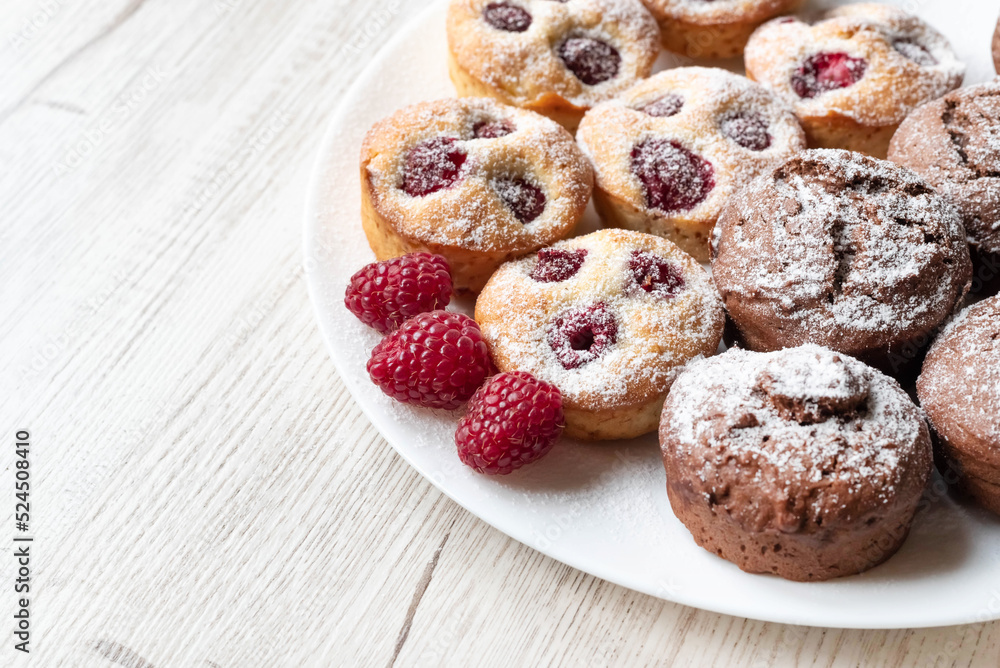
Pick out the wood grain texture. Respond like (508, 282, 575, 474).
(1, 0, 999, 665)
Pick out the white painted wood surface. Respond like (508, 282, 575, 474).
(1, 0, 999, 665)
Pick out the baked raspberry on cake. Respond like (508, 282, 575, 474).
(660, 345, 933, 582)
(360, 98, 593, 294)
(577, 67, 806, 262)
(446, 0, 661, 132)
(917, 296, 1000, 516)
(711, 149, 972, 373)
(640, 0, 802, 59)
(475, 228, 724, 440)
(745, 3, 964, 158)
(888, 80, 1000, 293)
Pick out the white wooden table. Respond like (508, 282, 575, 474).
(2, 0, 999, 665)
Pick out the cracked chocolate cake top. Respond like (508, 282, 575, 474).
(888, 80, 1000, 255)
(711, 149, 972, 369)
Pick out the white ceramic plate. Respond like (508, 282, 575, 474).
(305, 0, 1000, 628)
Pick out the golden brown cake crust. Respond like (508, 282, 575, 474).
(476, 229, 724, 440)
(447, 49, 589, 133)
(661, 345, 933, 581)
(577, 67, 805, 263)
(360, 98, 593, 293)
(641, 0, 802, 59)
(446, 0, 660, 130)
(745, 4, 965, 158)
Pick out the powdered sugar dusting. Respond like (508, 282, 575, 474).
(745, 5, 965, 126)
(713, 149, 971, 336)
(363, 98, 591, 251)
(888, 79, 1000, 255)
(578, 67, 806, 226)
(919, 296, 1000, 443)
(448, 0, 660, 108)
(663, 345, 929, 509)
(476, 229, 724, 411)
(647, 0, 795, 23)
(759, 348, 865, 403)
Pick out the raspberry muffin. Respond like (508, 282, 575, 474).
(641, 0, 802, 59)
(577, 67, 806, 263)
(711, 149, 972, 373)
(360, 98, 593, 294)
(889, 80, 1000, 293)
(476, 228, 724, 440)
(661, 345, 933, 582)
(446, 0, 661, 132)
(745, 4, 964, 158)
(917, 296, 1000, 516)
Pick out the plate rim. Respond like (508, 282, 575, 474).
(303, 0, 1000, 630)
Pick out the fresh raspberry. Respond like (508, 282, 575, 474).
(344, 253, 453, 334)
(367, 311, 495, 410)
(791, 53, 867, 99)
(456, 371, 564, 475)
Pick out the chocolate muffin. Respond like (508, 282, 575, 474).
(660, 345, 933, 582)
(888, 80, 1000, 295)
(917, 295, 1000, 516)
(711, 149, 972, 374)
